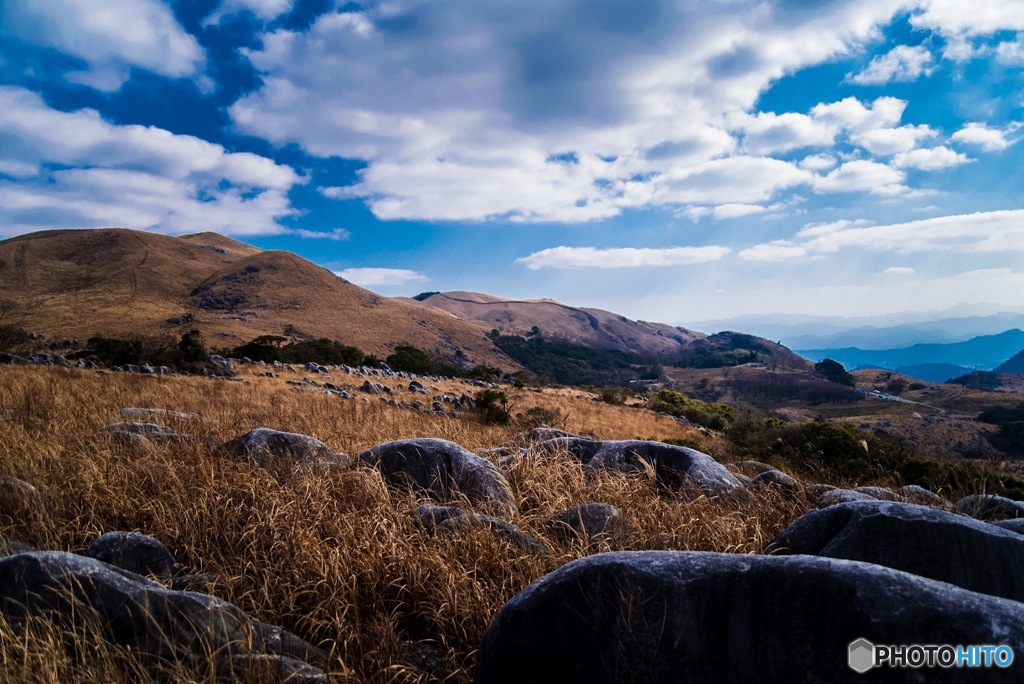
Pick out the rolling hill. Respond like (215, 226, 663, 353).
(409, 291, 706, 355)
(412, 291, 811, 372)
(0, 228, 513, 368)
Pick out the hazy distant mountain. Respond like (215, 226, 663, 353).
(892, 364, 976, 384)
(797, 329, 1024, 382)
(995, 349, 1024, 374)
(691, 311, 1024, 350)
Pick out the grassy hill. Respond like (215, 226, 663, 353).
(0, 229, 513, 368)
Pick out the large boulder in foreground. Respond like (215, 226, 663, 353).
(476, 551, 1024, 684)
(587, 441, 742, 496)
(0, 552, 330, 681)
(359, 439, 515, 510)
(766, 500, 1024, 602)
(219, 428, 347, 469)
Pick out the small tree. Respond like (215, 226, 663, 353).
(814, 358, 855, 387)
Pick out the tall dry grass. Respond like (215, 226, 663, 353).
(0, 366, 815, 682)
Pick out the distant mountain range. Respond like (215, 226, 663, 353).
(996, 350, 1024, 374)
(796, 329, 1024, 383)
(692, 311, 1024, 350)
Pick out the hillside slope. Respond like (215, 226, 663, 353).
(0, 229, 513, 368)
(412, 290, 706, 355)
(995, 349, 1024, 374)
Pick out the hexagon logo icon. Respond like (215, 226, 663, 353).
(848, 638, 875, 673)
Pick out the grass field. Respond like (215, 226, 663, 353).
(0, 364, 962, 682)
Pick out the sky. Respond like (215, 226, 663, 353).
(1, 0, 1023, 330)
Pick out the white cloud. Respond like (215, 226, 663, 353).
(738, 241, 808, 262)
(884, 266, 916, 274)
(232, 1, 910, 222)
(0, 87, 300, 236)
(810, 97, 907, 134)
(655, 157, 813, 206)
(996, 37, 1024, 64)
(733, 111, 835, 154)
(950, 122, 1016, 151)
(911, 0, 1024, 37)
(892, 146, 972, 170)
(851, 124, 935, 155)
(291, 228, 350, 240)
(799, 154, 838, 171)
(848, 45, 935, 85)
(711, 203, 767, 219)
(796, 219, 875, 239)
(207, 0, 293, 24)
(516, 245, 731, 270)
(334, 268, 429, 287)
(2, 0, 204, 91)
(800, 209, 1024, 254)
(814, 160, 908, 195)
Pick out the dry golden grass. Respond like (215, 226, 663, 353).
(0, 365, 819, 683)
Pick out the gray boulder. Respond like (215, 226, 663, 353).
(359, 439, 515, 511)
(956, 494, 1024, 521)
(726, 460, 775, 477)
(853, 486, 904, 501)
(476, 551, 1024, 684)
(0, 352, 29, 364)
(120, 408, 199, 421)
(993, 518, 1024, 535)
(86, 531, 181, 581)
(748, 469, 799, 491)
(587, 441, 742, 496)
(0, 551, 330, 680)
(527, 427, 580, 443)
(411, 505, 546, 555)
(102, 422, 178, 442)
(0, 476, 46, 525)
(545, 503, 630, 546)
(815, 488, 876, 508)
(360, 380, 382, 395)
(29, 353, 71, 367)
(219, 428, 347, 469)
(767, 500, 1024, 602)
(527, 437, 602, 463)
(896, 484, 949, 507)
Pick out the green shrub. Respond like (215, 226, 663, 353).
(474, 389, 514, 425)
(648, 390, 735, 431)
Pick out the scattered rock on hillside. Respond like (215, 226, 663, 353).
(815, 488, 876, 508)
(587, 441, 742, 497)
(526, 427, 580, 443)
(853, 486, 904, 502)
(121, 408, 199, 421)
(411, 505, 546, 555)
(895, 484, 949, 507)
(0, 551, 331, 681)
(726, 460, 775, 477)
(360, 439, 515, 511)
(545, 503, 630, 546)
(748, 469, 799, 492)
(219, 428, 348, 469)
(476, 551, 1024, 684)
(993, 518, 1024, 535)
(767, 500, 1024, 602)
(528, 437, 602, 463)
(103, 422, 178, 442)
(86, 531, 181, 581)
(0, 476, 46, 526)
(0, 352, 29, 364)
(955, 494, 1024, 521)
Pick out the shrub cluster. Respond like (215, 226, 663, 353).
(77, 330, 214, 373)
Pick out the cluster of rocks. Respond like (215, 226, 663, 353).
(0, 530, 332, 682)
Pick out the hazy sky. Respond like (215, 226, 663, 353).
(1, 1, 1022, 326)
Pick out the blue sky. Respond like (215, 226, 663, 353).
(1, 0, 1023, 328)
